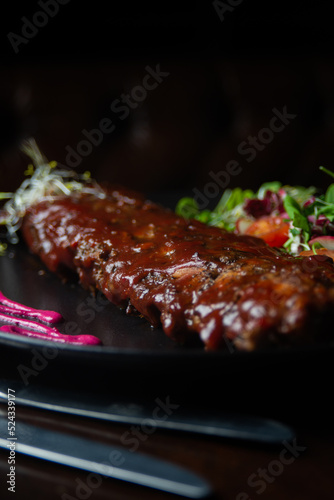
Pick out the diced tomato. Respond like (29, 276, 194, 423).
(244, 216, 290, 247)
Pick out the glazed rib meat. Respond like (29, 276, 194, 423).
(21, 186, 334, 350)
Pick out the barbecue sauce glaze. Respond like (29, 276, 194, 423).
(21, 187, 334, 350)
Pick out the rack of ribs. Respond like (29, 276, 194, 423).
(20, 185, 334, 350)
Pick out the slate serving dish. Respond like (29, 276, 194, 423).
(1, 239, 333, 426)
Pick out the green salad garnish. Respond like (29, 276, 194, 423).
(176, 168, 334, 255)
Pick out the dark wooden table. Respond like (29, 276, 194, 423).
(1, 395, 334, 500)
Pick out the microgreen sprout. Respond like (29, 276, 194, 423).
(319, 165, 334, 179)
(0, 242, 7, 256)
(0, 137, 105, 245)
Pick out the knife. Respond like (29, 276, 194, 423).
(0, 413, 211, 498)
(0, 380, 295, 444)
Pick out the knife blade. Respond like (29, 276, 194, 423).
(0, 413, 211, 498)
(0, 380, 295, 444)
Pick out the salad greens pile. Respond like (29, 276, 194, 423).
(175, 167, 334, 255)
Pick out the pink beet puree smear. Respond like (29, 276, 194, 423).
(0, 290, 62, 323)
(0, 291, 101, 345)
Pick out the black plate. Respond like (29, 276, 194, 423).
(1, 242, 334, 422)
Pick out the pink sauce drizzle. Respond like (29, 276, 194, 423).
(0, 291, 101, 345)
(0, 325, 101, 345)
(0, 290, 62, 323)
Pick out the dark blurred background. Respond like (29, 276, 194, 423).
(1, 0, 334, 198)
